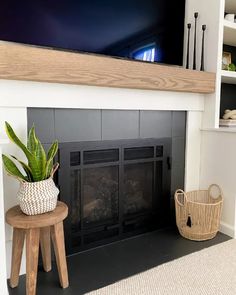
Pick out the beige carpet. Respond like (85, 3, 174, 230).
(86, 239, 236, 295)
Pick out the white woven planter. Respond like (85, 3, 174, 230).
(17, 178, 59, 215)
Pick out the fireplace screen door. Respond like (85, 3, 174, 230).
(58, 138, 171, 254)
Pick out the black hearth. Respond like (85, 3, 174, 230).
(58, 138, 171, 255)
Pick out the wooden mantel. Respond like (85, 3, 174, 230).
(0, 41, 215, 94)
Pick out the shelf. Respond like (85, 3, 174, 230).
(0, 41, 216, 94)
(223, 20, 236, 46)
(225, 0, 236, 14)
(202, 127, 236, 133)
(221, 70, 236, 84)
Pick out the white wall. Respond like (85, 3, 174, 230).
(0, 107, 27, 277)
(0, 140, 9, 295)
(200, 130, 236, 237)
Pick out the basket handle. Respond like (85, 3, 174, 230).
(175, 189, 188, 207)
(50, 162, 59, 178)
(208, 184, 223, 198)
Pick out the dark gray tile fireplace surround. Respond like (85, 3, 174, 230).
(28, 109, 186, 253)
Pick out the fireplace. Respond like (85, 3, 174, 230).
(58, 138, 171, 254)
(27, 108, 186, 255)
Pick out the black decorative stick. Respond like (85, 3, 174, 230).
(200, 24, 206, 71)
(186, 23, 191, 69)
(193, 12, 198, 70)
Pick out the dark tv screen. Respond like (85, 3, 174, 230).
(0, 0, 186, 66)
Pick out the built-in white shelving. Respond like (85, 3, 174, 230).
(221, 70, 236, 84)
(218, 0, 236, 130)
(223, 20, 236, 46)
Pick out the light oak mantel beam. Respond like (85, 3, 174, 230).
(0, 41, 215, 94)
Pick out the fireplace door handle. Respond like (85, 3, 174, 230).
(167, 156, 171, 170)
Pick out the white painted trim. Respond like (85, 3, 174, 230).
(0, 141, 9, 295)
(185, 111, 202, 191)
(202, 127, 236, 133)
(220, 221, 235, 238)
(0, 80, 205, 111)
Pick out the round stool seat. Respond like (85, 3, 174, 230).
(6, 201, 68, 229)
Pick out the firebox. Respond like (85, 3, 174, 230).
(58, 138, 171, 254)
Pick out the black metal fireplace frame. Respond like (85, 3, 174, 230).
(57, 138, 171, 254)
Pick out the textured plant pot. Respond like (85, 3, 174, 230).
(17, 178, 59, 215)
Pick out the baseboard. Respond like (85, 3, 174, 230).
(220, 221, 235, 238)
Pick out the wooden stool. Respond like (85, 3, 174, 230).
(6, 201, 69, 295)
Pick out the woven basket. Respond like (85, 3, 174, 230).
(17, 177, 59, 215)
(174, 184, 223, 241)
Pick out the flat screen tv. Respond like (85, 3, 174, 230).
(0, 0, 186, 66)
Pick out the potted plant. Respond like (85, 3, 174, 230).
(2, 122, 59, 215)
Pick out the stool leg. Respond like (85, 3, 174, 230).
(26, 228, 40, 295)
(40, 227, 52, 272)
(51, 222, 69, 288)
(10, 228, 25, 288)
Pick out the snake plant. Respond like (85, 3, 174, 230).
(2, 122, 58, 182)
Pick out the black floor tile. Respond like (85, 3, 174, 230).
(8, 227, 230, 295)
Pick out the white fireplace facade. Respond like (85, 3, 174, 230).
(0, 79, 204, 286)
